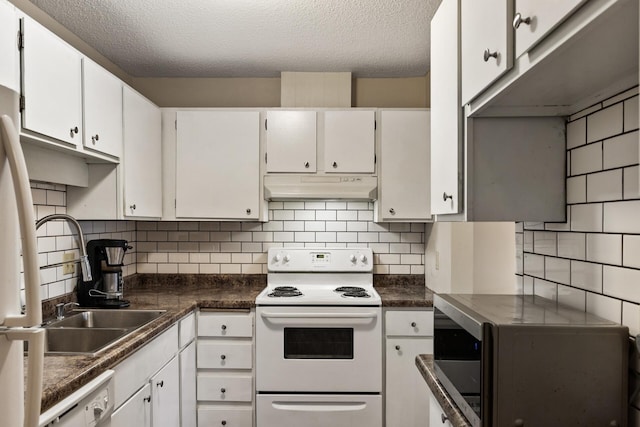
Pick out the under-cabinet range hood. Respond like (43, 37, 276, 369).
(264, 175, 377, 201)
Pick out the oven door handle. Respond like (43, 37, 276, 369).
(271, 401, 368, 412)
(260, 311, 378, 319)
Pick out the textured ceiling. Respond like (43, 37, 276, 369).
(28, 0, 441, 78)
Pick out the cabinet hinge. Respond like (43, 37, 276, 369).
(19, 95, 25, 111)
(174, 199, 177, 208)
(175, 120, 177, 130)
(265, 153, 267, 163)
(265, 119, 267, 131)
(17, 30, 23, 50)
(374, 154, 376, 164)
(374, 120, 376, 131)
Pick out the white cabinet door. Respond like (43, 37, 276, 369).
(428, 387, 453, 427)
(83, 58, 122, 158)
(386, 338, 434, 427)
(0, 0, 18, 92)
(111, 383, 152, 427)
(324, 110, 375, 173)
(460, 0, 513, 105)
(176, 111, 260, 219)
(21, 17, 82, 145)
(180, 341, 197, 427)
(513, 0, 587, 58)
(430, 0, 462, 215)
(151, 355, 180, 427)
(122, 86, 162, 218)
(379, 110, 431, 221)
(266, 110, 316, 172)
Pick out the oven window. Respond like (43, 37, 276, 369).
(284, 328, 354, 359)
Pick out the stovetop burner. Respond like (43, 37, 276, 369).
(268, 286, 303, 298)
(334, 286, 366, 293)
(341, 290, 371, 298)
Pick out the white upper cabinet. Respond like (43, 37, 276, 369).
(123, 86, 162, 218)
(175, 110, 261, 220)
(513, 0, 587, 58)
(378, 110, 431, 222)
(323, 110, 375, 173)
(461, 0, 514, 105)
(430, 0, 462, 216)
(21, 16, 83, 145)
(83, 58, 123, 158)
(0, 0, 19, 92)
(265, 110, 317, 172)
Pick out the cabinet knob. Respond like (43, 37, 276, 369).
(246, 208, 251, 215)
(221, 324, 227, 330)
(389, 208, 395, 215)
(512, 12, 531, 29)
(411, 322, 417, 327)
(129, 204, 136, 211)
(221, 354, 226, 360)
(332, 161, 338, 168)
(442, 192, 453, 202)
(395, 345, 401, 351)
(221, 422, 227, 426)
(91, 134, 99, 144)
(221, 388, 226, 393)
(157, 380, 164, 388)
(483, 49, 498, 62)
(70, 126, 79, 137)
(143, 396, 151, 403)
(441, 413, 449, 424)
(304, 162, 310, 168)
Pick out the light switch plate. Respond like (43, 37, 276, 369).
(62, 252, 75, 275)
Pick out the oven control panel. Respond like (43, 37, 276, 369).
(268, 248, 373, 272)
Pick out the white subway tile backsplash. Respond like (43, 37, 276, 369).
(545, 257, 570, 285)
(604, 201, 640, 233)
(603, 266, 640, 304)
(524, 253, 544, 278)
(533, 231, 557, 256)
(623, 301, 640, 337)
(570, 261, 602, 293)
(624, 235, 640, 269)
(586, 233, 622, 265)
(566, 176, 586, 204)
(557, 232, 586, 260)
(603, 131, 639, 169)
(570, 142, 602, 176)
(557, 285, 586, 311)
(586, 293, 622, 324)
(570, 203, 603, 232)
(534, 279, 557, 300)
(586, 169, 622, 202)
(569, 103, 602, 122)
(625, 96, 639, 132)
(587, 103, 623, 143)
(158, 264, 177, 274)
(566, 118, 586, 149)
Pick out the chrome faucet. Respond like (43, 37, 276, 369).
(35, 214, 92, 282)
(55, 302, 79, 320)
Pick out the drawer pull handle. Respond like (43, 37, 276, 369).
(332, 161, 338, 168)
(221, 324, 227, 330)
(411, 322, 417, 327)
(389, 208, 395, 215)
(221, 354, 226, 360)
(441, 413, 449, 424)
(221, 421, 227, 426)
(221, 387, 226, 393)
(70, 126, 79, 138)
(483, 49, 498, 62)
(143, 396, 151, 403)
(91, 134, 99, 144)
(304, 161, 310, 168)
(512, 12, 531, 29)
(443, 192, 453, 202)
(157, 380, 164, 388)
(395, 345, 401, 351)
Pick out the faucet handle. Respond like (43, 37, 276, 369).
(56, 302, 79, 320)
(80, 255, 92, 282)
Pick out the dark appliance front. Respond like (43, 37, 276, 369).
(77, 239, 131, 308)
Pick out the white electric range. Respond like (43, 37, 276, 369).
(255, 248, 382, 427)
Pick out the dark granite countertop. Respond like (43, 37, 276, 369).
(35, 274, 432, 413)
(416, 355, 472, 427)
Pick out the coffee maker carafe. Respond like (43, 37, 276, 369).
(78, 239, 132, 308)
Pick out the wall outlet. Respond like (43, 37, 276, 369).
(62, 252, 75, 275)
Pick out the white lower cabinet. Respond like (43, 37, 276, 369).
(151, 356, 181, 427)
(180, 341, 197, 427)
(111, 383, 152, 427)
(197, 310, 254, 427)
(385, 309, 434, 427)
(428, 387, 453, 427)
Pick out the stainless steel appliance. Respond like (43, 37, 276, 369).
(77, 239, 132, 308)
(433, 294, 628, 427)
(256, 248, 382, 427)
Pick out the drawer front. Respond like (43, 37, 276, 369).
(198, 407, 252, 427)
(180, 312, 196, 348)
(385, 310, 433, 337)
(197, 341, 253, 369)
(198, 312, 253, 338)
(197, 374, 253, 402)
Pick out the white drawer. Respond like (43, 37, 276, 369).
(180, 312, 196, 348)
(198, 407, 252, 427)
(385, 310, 433, 337)
(198, 311, 253, 338)
(197, 341, 253, 369)
(197, 374, 253, 402)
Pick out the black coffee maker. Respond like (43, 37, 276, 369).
(77, 239, 132, 308)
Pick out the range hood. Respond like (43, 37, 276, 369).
(264, 175, 377, 201)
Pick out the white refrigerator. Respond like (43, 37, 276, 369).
(0, 82, 45, 426)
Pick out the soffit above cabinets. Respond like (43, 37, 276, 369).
(25, 0, 442, 78)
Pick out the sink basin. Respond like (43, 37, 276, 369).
(43, 328, 130, 355)
(48, 310, 166, 329)
(34, 309, 167, 355)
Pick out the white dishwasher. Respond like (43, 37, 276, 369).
(39, 370, 114, 427)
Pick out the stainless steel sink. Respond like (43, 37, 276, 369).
(37, 309, 167, 355)
(48, 310, 166, 329)
(43, 328, 130, 354)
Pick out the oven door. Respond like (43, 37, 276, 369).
(256, 306, 382, 392)
(257, 394, 382, 427)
